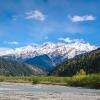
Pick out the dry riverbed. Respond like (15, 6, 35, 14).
(0, 82, 100, 100)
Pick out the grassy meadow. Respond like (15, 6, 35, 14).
(0, 73, 100, 89)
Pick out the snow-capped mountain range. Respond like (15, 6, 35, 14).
(0, 42, 97, 65)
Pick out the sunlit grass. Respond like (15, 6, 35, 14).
(0, 73, 100, 88)
(68, 74, 100, 88)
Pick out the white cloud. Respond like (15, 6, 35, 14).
(69, 15, 96, 22)
(29, 43, 39, 47)
(58, 37, 85, 43)
(25, 10, 46, 21)
(4, 41, 19, 45)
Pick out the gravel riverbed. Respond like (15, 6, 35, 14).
(0, 82, 100, 100)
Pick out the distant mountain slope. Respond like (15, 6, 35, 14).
(51, 48, 100, 76)
(25, 54, 55, 72)
(0, 57, 46, 76)
(1, 42, 96, 67)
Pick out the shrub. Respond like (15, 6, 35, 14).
(76, 69, 86, 76)
(32, 77, 40, 84)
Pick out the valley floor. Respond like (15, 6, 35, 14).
(0, 74, 100, 89)
(0, 82, 100, 100)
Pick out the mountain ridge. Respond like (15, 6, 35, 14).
(0, 57, 46, 76)
(51, 48, 100, 76)
(24, 54, 55, 72)
(1, 42, 97, 67)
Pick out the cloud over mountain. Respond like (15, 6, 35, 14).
(58, 37, 85, 43)
(4, 41, 19, 45)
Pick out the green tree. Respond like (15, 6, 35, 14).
(77, 69, 86, 76)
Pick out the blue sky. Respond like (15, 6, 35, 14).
(0, 0, 100, 48)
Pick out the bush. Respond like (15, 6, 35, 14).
(76, 69, 86, 76)
(32, 77, 40, 84)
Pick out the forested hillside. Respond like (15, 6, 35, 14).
(51, 48, 100, 76)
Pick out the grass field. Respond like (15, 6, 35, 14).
(0, 74, 100, 88)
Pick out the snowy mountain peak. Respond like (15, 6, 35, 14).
(0, 42, 97, 65)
